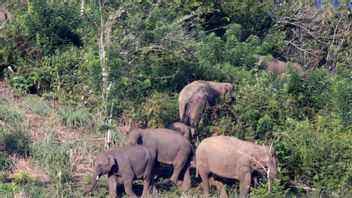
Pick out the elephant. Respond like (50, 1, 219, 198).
(195, 136, 277, 198)
(84, 145, 155, 198)
(0, 9, 10, 24)
(256, 55, 305, 77)
(167, 121, 195, 141)
(125, 128, 193, 190)
(178, 80, 235, 128)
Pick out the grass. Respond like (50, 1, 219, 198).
(58, 107, 94, 130)
(20, 94, 53, 116)
(31, 131, 71, 183)
(0, 103, 24, 130)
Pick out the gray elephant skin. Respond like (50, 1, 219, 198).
(256, 55, 305, 77)
(195, 136, 277, 198)
(126, 128, 193, 190)
(84, 145, 155, 198)
(178, 80, 234, 128)
(167, 121, 195, 141)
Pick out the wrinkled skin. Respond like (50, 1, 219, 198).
(256, 55, 306, 78)
(179, 80, 235, 128)
(84, 145, 155, 198)
(195, 136, 277, 198)
(126, 128, 193, 190)
(167, 122, 195, 141)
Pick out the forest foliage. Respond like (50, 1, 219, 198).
(0, 0, 351, 197)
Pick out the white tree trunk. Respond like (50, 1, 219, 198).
(80, 0, 85, 15)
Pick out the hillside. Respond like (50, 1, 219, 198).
(1, 1, 352, 197)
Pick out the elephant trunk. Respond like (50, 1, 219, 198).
(84, 170, 100, 193)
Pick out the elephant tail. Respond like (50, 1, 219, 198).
(182, 101, 191, 126)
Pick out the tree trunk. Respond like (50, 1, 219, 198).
(80, 0, 85, 15)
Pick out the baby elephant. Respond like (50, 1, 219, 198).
(195, 136, 277, 198)
(84, 145, 155, 198)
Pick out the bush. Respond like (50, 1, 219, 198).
(277, 119, 352, 194)
(58, 107, 94, 130)
(250, 179, 287, 198)
(131, 92, 178, 128)
(0, 129, 31, 157)
(232, 71, 289, 140)
(333, 78, 352, 130)
(0, 153, 12, 171)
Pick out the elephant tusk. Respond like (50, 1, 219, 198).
(96, 175, 99, 180)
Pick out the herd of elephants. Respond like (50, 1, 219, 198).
(84, 80, 278, 198)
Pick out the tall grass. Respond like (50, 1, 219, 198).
(20, 94, 53, 116)
(31, 130, 71, 184)
(0, 103, 24, 130)
(58, 107, 94, 130)
(0, 103, 30, 157)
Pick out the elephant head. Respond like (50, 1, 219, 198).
(167, 122, 195, 140)
(125, 129, 143, 145)
(208, 82, 235, 102)
(84, 153, 117, 193)
(252, 147, 278, 187)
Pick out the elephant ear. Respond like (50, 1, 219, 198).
(107, 155, 117, 169)
(136, 129, 143, 144)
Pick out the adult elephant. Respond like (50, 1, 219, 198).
(195, 136, 278, 198)
(256, 55, 305, 77)
(167, 121, 195, 141)
(126, 128, 193, 190)
(179, 80, 235, 127)
(84, 145, 155, 198)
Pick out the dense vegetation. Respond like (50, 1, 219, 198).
(0, 0, 351, 197)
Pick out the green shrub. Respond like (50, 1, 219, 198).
(333, 78, 352, 130)
(58, 107, 94, 130)
(20, 94, 52, 116)
(0, 129, 31, 157)
(277, 119, 352, 194)
(232, 71, 288, 140)
(304, 68, 332, 111)
(127, 92, 178, 128)
(250, 179, 287, 198)
(0, 153, 12, 171)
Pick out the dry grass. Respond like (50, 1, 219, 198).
(9, 155, 49, 183)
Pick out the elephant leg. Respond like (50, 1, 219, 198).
(181, 165, 191, 190)
(122, 175, 137, 198)
(239, 172, 251, 198)
(198, 168, 210, 197)
(189, 99, 206, 128)
(169, 152, 188, 185)
(141, 179, 150, 198)
(108, 175, 118, 198)
(211, 177, 227, 198)
(142, 160, 154, 198)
